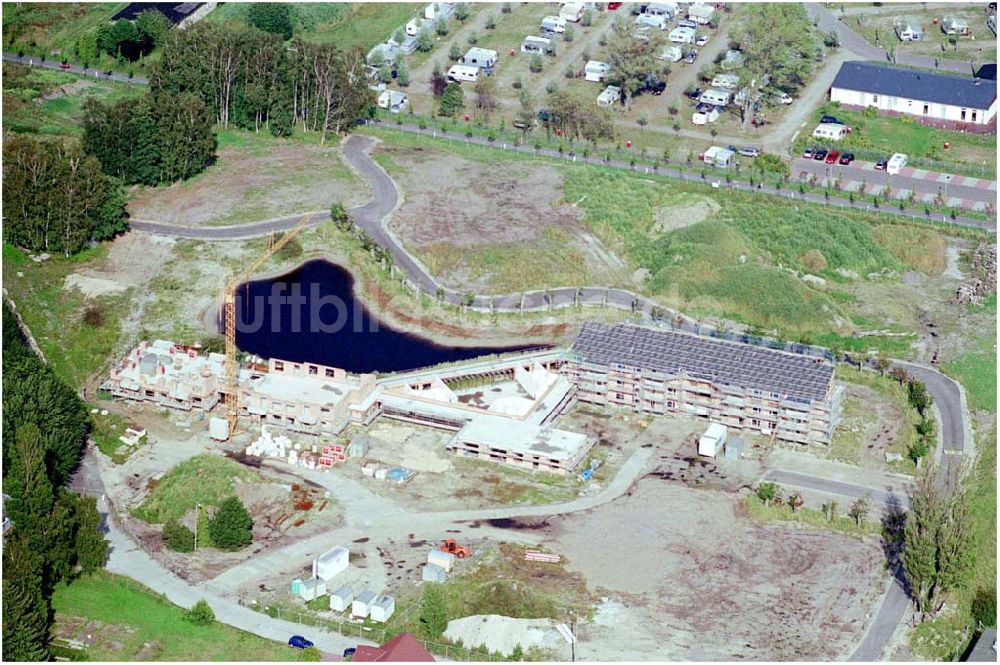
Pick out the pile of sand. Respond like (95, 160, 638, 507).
(652, 195, 721, 234)
(444, 615, 563, 656)
(64, 274, 129, 298)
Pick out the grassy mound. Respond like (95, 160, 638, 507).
(133, 454, 257, 524)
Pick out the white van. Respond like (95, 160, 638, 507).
(811, 122, 848, 141)
(541, 16, 567, 33)
(698, 88, 732, 107)
(886, 153, 908, 175)
(447, 64, 479, 83)
(559, 2, 585, 22)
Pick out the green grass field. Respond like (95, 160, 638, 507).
(2, 3, 125, 58)
(52, 572, 297, 661)
(943, 337, 997, 414)
(3, 64, 146, 137)
(132, 455, 258, 524)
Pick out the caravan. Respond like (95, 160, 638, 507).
(447, 64, 479, 83)
(668, 26, 697, 44)
(559, 2, 585, 22)
(660, 45, 683, 62)
(541, 15, 567, 33)
(521, 35, 550, 53)
(584, 60, 612, 82)
(644, 2, 678, 18)
(698, 88, 732, 107)
(811, 122, 848, 141)
(886, 153, 908, 175)
(635, 13, 668, 30)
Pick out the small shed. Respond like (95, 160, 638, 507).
(353, 589, 378, 618)
(371, 595, 396, 623)
(428, 549, 456, 572)
(314, 546, 350, 581)
(347, 435, 372, 458)
(698, 422, 728, 456)
(422, 563, 448, 583)
(597, 85, 622, 107)
(299, 578, 327, 602)
(585, 60, 611, 82)
(330, 585, 354, 612)
(687, 3, 714, 24)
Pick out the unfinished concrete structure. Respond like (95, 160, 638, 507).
(565, 322, 843, 445)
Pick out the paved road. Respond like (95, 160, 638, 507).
(763, 469, 911, 510)
(804, 3, 976, 75)
(2, 51, 149, 84)
(794, 156, 996, 210)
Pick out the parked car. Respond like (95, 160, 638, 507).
(607, 1, 623, 8)
(813, 149, 828, 161)
(685, 87, 703, 100)
(820, 114, 844, 125)
(802, 146, 815, 158)
(825, 150, 840, 164)
(874, 158, 888, 170)
(738, 147, 761, 158)
(695, 34, 710, 46)
(839, 152, 855, 165)
(59, 62, 71, 70)
(537, 109, 551, 122)
(777, 91, 793, 105)
(343, 648, 357, 659)
(683, 50, 697, 64)
(649, 80, 666, 95)
(288, 636, 314, 650)
(678, 18, 698, 28)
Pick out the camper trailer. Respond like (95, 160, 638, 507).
(560, 2, 585, 22)
(584, 60, 612, 82)
(698, 88, 732, 107)
(812, 122, 848, 141)
(711, 73, 740, 90)
(635, 13, 668, 30)
(687, 3, 715, 24)
(521, 35, 551, 53)
(644, 2, 678, 18)
(377, 90, 409, 113)
(597, 85, 622, 107)
(461, 47, 498, 72)
(660, 45, 683, 62)
(886, 153, 908, 175)
(447, 64, 479, 83)
(894, 16, 924, 41)
(541, 15, 567, 33)
(668, 26, 697, 44)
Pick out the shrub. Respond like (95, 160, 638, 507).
(563, 26, 575, 42)
(485, 13, 496, 29)
(82, 304, 105, 328)
(449, 43, 461, 61)
(162, 519, 195, 552)
(529, 53, 543, 73)
(299, 647, 322, 662)
(801, 249, 828, 272)
(207, 496, 253, 551)
(467, 31, 478, 45)
(184, 600, 215, 626)
(972, 587, 997, 628)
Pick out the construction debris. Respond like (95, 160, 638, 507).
(953, 243, 997, 305)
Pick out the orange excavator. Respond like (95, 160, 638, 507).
(439, 539, 472, 559)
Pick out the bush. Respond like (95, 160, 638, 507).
(563, 26, 575, 42)
(449, 43, 461, 61)
(529, 53, 543, 73)
(467, 31, 478, 45)
(207, 496, 253, 551)
(299, 647, 322, 662)
(184, 599, 215, 626)
(801, 249, 828, 272)
(162, 519, 195, 552)
(82, 304, 105, 328)
(972, 587, 997, 628)
(485, 13, 496, 29)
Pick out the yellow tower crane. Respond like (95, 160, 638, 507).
(222, 213, 313, 436)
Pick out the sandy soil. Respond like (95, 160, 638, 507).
(652, 195, 722, 234)
(545, 480, 886, 661)
(127, 143, 367, 227)
(832, 383, 911, 469)
(377, 144, 628, 292)
(63, 232, 176, 299)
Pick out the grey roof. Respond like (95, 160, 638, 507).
(964, 628, 996, 662)
(571, 322, 834, 402)
(831, 61, 997, 110)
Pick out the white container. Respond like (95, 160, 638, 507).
(887, 153, 908, 175)
(314, 546, 350, 581)
(428, 549, 456, 572)
(370, 595, 396, 623)
(209, 417, 229, 441)
(352, 589, 377, 618)
(299, 578, 327, 602)
(698, 423, 728, 458)
(330, 585, 354, 612)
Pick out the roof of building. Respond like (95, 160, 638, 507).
(111, 2, 203, 23)
(464, 47, 498, 60)
(455, 418, 589, 461)
(353, 633, 435, 662)
(976, 63, 997, 81)
(571, 322, 835, 402)
(831, 61, 997, 109)
(964, 628, 997, 662)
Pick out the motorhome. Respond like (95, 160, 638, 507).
(447, 64, 479, 83)
(541, 15, 567, 33)
(584, 60, 612, 82)
(811, 122, 848, 141)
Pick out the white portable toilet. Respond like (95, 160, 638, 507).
(314, 546, 350, 581)
(428, 549, 456, 572)
(370, 595, 396, 623)
(209, 417, 229, 441)
(330, 585, 354, 612)
(352, 589, 377, 618)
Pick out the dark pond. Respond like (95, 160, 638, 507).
(230, 259, 537, 373)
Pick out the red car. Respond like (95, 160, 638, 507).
(59, 62, 71, 70)
(825, 150, 840, 164)
(607, 1, 622, 8)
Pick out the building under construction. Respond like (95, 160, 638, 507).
(564, 322, 843, 445)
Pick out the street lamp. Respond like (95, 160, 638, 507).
(194, 503, 202, 549)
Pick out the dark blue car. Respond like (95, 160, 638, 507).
(288, 636, 314, 649)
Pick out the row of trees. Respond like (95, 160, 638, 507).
(82, 92, 217, 186)
(83, 11, 174, 63)
(2, 305, 109, 661)
(2, 136, 128, 255)
(149, 22, 372, 142)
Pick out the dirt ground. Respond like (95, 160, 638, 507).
(127, 142, 367, 227)
(377, 143, 629, 293)
(543, 480, 887, 661)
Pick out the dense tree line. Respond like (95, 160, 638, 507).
(82, 92, 217, 186)
(77, 10, 174, 64)
(2, 136, 128, 255)
(148, 22, 372, 142)
(2, 305, 109, 661)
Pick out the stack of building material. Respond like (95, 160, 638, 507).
(246, 425, 292, 459)
(386, 467, 415, 485)
(371, 595, 396, 623)
(362, 461, 385, 478)
(319, 443, 346, 467)
(330, 585, 354, 612)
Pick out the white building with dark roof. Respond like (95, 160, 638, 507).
(564, 322, 844, 445)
